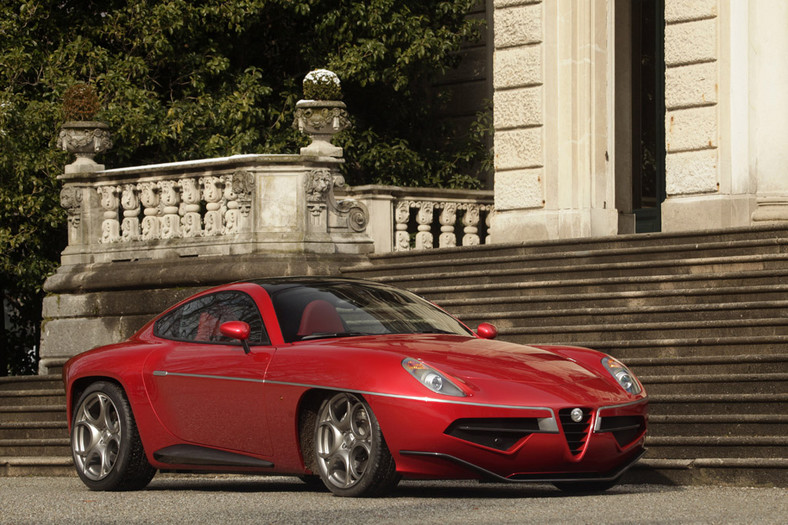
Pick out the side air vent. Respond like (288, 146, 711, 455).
(445, 418, 541, 451)
(558, 408, 592, 455)
(596, 415, 646, 448)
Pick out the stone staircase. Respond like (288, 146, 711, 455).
(0, 375, 72, 476)
(341, 225, 788, 486)
(1, 225, 785, 485)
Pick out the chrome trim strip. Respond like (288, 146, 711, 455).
(151, 370, 556, 416)
(594, 397, 649, 432)
(152, 370, 264, 383)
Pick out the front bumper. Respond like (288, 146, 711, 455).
(370, 395, 648, 481)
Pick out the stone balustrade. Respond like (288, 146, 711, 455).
(57, 154, 374, 265)
(57, 157, 493, 268)
(339, 185, 494, 253)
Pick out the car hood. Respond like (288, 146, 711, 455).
(331, 334, 623, 398)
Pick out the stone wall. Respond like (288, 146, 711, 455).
(491, 0, 618, 243)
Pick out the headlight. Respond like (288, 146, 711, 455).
(602, 356, 642, 395)
(402, 358, 466, 397)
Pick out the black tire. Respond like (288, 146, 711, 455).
(553, 479, 619, 494)
(314, 392, 400, 497)
(71, 381, 156, 491)
(297, 474, 328, 490)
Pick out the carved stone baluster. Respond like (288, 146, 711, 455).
(415, 201, 434, 250)
(462, 204, 481, 246)
(225, 170, 254, 234)
(180, 177, 202, 238)
(158, 180, 181, 239)
(139, 182, 161, 240)
(484, 207, 494, 244)
(438, 203, 457, 248)
(60, 187, 83, 246)
(120, 184, 141, 242)
(394, 201, 411, 252)
(201, 176, 224, 236)
(96, 186, 120, 243)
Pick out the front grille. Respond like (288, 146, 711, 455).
(558, 408, 592, 455)
(444, 418, 541, 451)
(596, 415, 646, 447)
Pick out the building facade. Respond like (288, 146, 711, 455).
(490, 0, 788, 243)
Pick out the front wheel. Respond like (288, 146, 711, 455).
(71, 381, 156, 491)
(314, 392, 399, 497)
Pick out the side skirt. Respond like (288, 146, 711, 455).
(153, 444, 275, 469)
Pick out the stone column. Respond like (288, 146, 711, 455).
(491, 0, 617, 242)
(750, 0, 788, 223)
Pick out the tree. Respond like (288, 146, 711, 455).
(0, 0, 490, 374)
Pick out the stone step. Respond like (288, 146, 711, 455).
(644, 435, 787, 459)
(638, 373, 788, 395)
(352, 225, 788, 268)
(0, 375, 62, 392)
(410, 269, 788, 301)
(626, 458, 788, 487)
(0, 406, 66, 423)
(647, 393, 788, 415)
(0, 456, 73, 477)
(351, 238, 788, 278)
(647, 414, 788, 437)
(367, 254, 788, 290)
(0, 438, 71, 457)
(0, 390, 66, 408)
(438, 284, 788, 313)
(624, 353, 788, 375)
(0, 421, 69, 441)
(456, 301, 788, 329)
(570, 335, 788, 359)
(497, 317, 788, 345)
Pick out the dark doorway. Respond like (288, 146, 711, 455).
(631, 0, 666, 233)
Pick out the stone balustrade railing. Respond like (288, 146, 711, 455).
(57, 154, 374, 265)
(339, 185, 494, 253)
(57, 155, 493, 266)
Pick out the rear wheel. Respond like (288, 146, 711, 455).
(314, 392, 399, 497)
(71, 382, 155, 491)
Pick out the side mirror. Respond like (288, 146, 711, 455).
(476, 322, 498, 340)
(220, 321, 252, 354)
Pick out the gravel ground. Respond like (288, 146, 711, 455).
(0, 475, 785, 524)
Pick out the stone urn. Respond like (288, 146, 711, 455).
(294, 99, 350, 157)
(293, 69, 350, 157)
(57, 120, 113, 174)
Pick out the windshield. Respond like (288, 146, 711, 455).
(261, 280, 473, 343)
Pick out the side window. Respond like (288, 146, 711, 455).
(154, 291, 269, 345)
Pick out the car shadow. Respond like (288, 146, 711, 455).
(145, 475, 674, 499)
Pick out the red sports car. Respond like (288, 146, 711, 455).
(63, 278, 647, 496)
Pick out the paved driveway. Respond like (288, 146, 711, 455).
(0, 476, 785, 524)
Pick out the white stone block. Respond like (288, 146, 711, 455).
(494, 3, 543, 49)
(495, 169, 543, 210)
(494, 86, 543, 130)
(494, 127, 544, 170)
(665, 0, 717, 23)
(665, 62, 718, 109)
(665, 148, 719, 195)
(666, 106, 717, 152)
(665, 18, 717, 66)
(494, 46, 543, 89)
